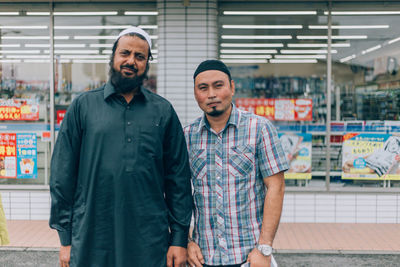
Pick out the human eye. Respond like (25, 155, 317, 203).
(215, 82, 223, 88)
(136, 53, 146, 60)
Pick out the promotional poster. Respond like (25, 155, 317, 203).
(0, 133, 37, 179)
(342, 133, 400, 180)
(279, 133, 312, 179)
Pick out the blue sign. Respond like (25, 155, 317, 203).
(16, 133, 37, 179)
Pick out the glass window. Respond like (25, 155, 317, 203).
(331, 1, 400, 188)
(0, 4, 50, 185)
(0, 2, 157, 186)
(218, 2, 328, 189)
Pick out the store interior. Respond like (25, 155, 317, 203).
(1, 1, 400, 189)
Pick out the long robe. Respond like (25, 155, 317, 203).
(49, 81, 192, 266)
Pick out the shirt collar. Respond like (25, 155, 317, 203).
(104, 80, 148, 101)
(197, 103, 240, 133)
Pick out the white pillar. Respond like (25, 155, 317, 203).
(157, 0, 218, 126)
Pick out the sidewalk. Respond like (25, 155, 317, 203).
(3, 221, 400, 253)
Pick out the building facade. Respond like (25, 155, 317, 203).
(1, 0, 400, 223)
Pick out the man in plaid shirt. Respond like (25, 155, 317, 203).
(184, 60, 288, 267)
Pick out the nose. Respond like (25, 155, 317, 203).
(126, 55, 136, 66)
(207, 88, 217, 98)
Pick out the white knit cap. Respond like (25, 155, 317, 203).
(117, 26, 152, 48)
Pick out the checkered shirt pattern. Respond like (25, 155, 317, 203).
(184, 105, 288, 266)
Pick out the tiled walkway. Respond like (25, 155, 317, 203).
(3, 221, 400, 252)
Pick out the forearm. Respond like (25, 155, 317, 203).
(258, 178, 285, 246)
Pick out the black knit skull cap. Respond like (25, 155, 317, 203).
(193, 59, 232, 80)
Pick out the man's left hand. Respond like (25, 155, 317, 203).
(247, 248, 271, 267)
(167, 246, 187, 267)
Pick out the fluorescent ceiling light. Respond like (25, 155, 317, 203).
(60, 55, 109, 59)
(73, 35, 158, 40)
(309, 25, 389, 29)
(223, 11, 316, 15)
(1, 36, 69, 40)
(124, 11, 158, 15)
(72, 60, 109, 63)
(297, 35, 367, 40)
(275, 55, 326, 59)
(0, 44, 20, 48)
(55, 25, 131, 30)
(221, 43, 283, 47)
(138, 25, 158, 29)
(25, 44, 87, 48)
(0, 59, 22, 63)
(325, 11, 400, 15)
(27, 12, 118, 16)
(222, 59, 268, 63)
(220, 55, 272, 59)
(0, 50, 40, 54)
(221, 49, 277, 54)
(287, 43, 350, 48)
(54, 12, 118, 16)
(340, 54, 356, 63)
(388, 37, 400, 44)
(90, 44, 113, 48)
(26, 12, 50, 16)
(0, 12, 19, 15)
(24, 60, 50, 63)
(44, 50, 99, 54)
(222, 35, 292, 39)
(270, 59, 318, 63)
(361, 45, 381, 55)
(0, 26, 48, 29)
(74, 36, 118, 40)
(102, 50, 112, 54)
(223, 25, 302, 29)
(281, 49, 337, 54)
(6, 55, 49, 59)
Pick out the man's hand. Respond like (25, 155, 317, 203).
(247, 247, 270, 267)
(187, 241, 204, 267)
(167, 246, 187, 267)
(59, 245, 71, 267)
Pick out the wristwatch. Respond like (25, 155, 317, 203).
(256, 244, 273, 256)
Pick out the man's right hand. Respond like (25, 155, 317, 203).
(59, 245, 71, 267)
(187, 241, 204, 267)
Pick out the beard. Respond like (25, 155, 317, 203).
(206, 107, 225, 117)
(109, 63, 148, 94)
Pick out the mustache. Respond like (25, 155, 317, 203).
(120, 64, 138, 72)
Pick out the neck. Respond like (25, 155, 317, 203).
(206, 104, 232, 134)
(120, 87, 139, 103)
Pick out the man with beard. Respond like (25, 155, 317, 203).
(50, 27, 192, 267)
(184, 60, 288, 267)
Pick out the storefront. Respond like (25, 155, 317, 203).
(1, 0, 400, 223)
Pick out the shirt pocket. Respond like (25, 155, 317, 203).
(139, 124, 162, 157)
(228, 144, 255, 177)
(189, 148, 207, 179)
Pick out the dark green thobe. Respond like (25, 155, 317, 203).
(49, 81, 192, 267)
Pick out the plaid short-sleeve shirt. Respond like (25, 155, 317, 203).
(184, 105, 288, 266)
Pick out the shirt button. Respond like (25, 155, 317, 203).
(127, 138, 132, 143)
(126, 106, 130, 109)
(127, 121, 131, 125)
(216, 176, 221, 180)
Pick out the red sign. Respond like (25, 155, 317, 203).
(57, 110, 66, 125)
(236, 98, 312, 121)
(0, 133, 17, 178)
(0, 99, 39, 121)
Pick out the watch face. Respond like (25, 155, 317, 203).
(257, 244, 272, 256)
